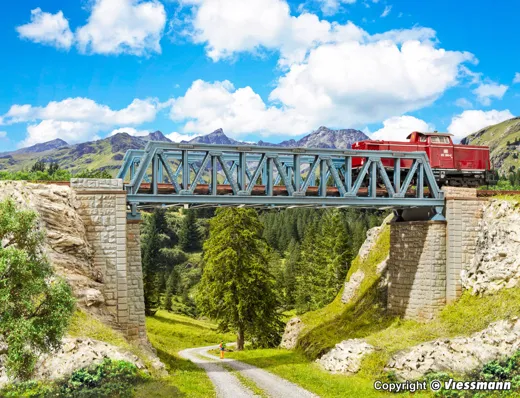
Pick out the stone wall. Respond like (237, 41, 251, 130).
(127, 221, 147, 342)
(445, 197, 487, 301)
(441, 186, 478, 199)
(71, 179, 146, 342)
(387, 221, 447, 320)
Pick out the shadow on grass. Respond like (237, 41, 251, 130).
(152, 313, 217, 331)
(297, 277, 397, 360)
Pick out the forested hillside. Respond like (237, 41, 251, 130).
(140, 206, 387, 321)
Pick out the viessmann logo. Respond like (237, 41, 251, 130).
(374, 379, 512, 393)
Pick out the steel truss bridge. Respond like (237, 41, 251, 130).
(118, 141, 445, 220)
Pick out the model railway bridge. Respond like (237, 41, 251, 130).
(117, 141, 446, 220)
(58, 140, 493, 342)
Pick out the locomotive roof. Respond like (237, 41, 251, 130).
(406, 131, 454, 139)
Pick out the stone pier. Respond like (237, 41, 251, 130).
(442, 187, 487, 302)
(71, 179, 146, 342)
(387, 221, 447, 320)
(387, 187, 488, 320)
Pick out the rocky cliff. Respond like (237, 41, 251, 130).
(0, 181, 164, 386)
(0, 181, 115, 324)
(462, 199, 520, 294)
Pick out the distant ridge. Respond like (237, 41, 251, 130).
(10, 138, 69, 155)
(0, 127, 369, 176)
(186, 126, 368, 149)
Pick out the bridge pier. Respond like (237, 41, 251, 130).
(443, 187, 487, 303)
(71, 179, 147, 343)
(387, 187, 488, 320)
(387, 220, 447, 320)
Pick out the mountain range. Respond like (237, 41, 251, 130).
(3, 117, 520, 176)
(0, 127, 368, 176)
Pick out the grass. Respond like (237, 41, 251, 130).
(69, 309, 237, 397)
(134, 310, 235, 398)
(297, 225, 392, 360)
(224, 347, 431, 398)
(223, 207, 520, 397)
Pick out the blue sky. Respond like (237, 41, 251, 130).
(0, 0, 518, 151)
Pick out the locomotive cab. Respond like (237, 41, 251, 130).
(352, 131, 495, 187)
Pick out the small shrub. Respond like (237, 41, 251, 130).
(421, 350, 520, 397)
(0, 359, 147, 398)
(58, 358, 146, 398)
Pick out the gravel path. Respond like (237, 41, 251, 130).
(179, 345, 259, 398)
(182, 344, 319, 398)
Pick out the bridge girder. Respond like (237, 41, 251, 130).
(118, 141, 445, 220)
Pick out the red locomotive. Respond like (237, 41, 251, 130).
(351, 131, 496, 187)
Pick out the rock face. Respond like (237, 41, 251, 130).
(0, 181, 115, 324)
(277, 126, 368, 149)
(280, 317, 304, 349)
(461, 200, 520, 294)
(317, 339, 375, 374)
(341, 270, 365, 304)
(0, 338, 145, 387)
(358, 225, 384, 261)
(386, 319, 520, 380)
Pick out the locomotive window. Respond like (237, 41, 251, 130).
(419, 136, 427, 142)
(430, 136, 450, 144)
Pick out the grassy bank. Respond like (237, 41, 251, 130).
(135, 310, 235, 397)
(70, 309, 235, 397)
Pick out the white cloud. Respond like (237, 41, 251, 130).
(514, 73, 520, 84)
(109, 127, 150, 136)
(472, 82, 508, 106)
(21, 120, 101, 147)
(455, 98, 472, 109)
(166, 132, 203, 142)
(371, 115, 432, 141)
(16, 8, 73, 50)
(180, 0, 291, 61)
(170, 80, 309, 137)
(317, 0, 356, 15)
(2, 97, 162, 147)
(269, 39, 473, 128)
(2, 98, 158, 126)
(0, 131, 7, 139)
(381, 5, 392, 17)
(170, 5, 475, 134)
(447, 109, 514, 141)
(76, 0, 167, 56)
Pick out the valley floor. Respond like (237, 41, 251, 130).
(136, 310, 426, 398)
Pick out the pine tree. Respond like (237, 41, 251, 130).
(294, 221, 328, 313)
(141, 209, 171, 314)
(179, 209, 200, 252)
(30, 160, 46, 173)
(164, 268, 177, 312)
(196, 208, 283, 350)
(320, 209, 352, 299)
(283, 239, 301, 308)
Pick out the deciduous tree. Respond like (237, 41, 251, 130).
(0, 199, 75, 379)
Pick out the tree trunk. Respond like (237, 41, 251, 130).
(237, 327, 245, 350)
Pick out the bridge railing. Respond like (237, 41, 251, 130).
(119, 141, 445, 216)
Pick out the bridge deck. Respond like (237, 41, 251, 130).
(119, 141, 445, 218)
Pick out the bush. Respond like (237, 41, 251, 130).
(59, 358, 146, 398)
(0, 359, 147, 398)
(422, 350, 520, 397)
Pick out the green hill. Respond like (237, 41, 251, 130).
(0, 132, 171, 177)
(461, 117, 520, 175)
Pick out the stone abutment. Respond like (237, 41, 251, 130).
(71, 179, 146, 343)
(387, 187, 488, 320)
